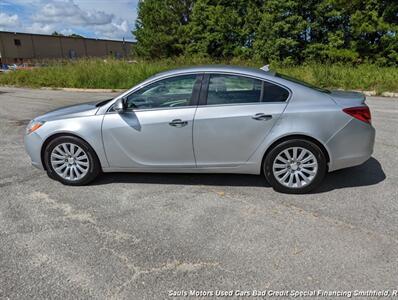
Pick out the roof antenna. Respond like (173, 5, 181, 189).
(260, 64, 270, 72)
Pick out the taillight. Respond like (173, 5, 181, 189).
(343, 106, 371, 124)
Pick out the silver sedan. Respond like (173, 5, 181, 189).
(24, 66, 375, 193)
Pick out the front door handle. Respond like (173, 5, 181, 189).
(169, 119, 188, 127)
(252, 113, 272, 121)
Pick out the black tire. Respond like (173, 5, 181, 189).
(263, 139, 326, 194)
(44, 136, 101, 186)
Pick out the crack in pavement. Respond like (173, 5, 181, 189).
(29, 191, 220, 297)
(30, 191, 140, 244)
(104, 247, 219, 299)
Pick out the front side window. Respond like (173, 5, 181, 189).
(206, 74, 289, 105)
(126, 75, 197, 110)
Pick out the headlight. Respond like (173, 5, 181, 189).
(26, 120, 45, 135)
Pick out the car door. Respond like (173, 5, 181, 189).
(193, 73, 290, 167)
(102, 74, 201, 169)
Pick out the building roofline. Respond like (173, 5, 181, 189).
(0, 30, 136, 44)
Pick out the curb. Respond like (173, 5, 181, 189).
(354, 90, 398, 97)
(381, 92, 398, 97)
(40, 87, 125, 93)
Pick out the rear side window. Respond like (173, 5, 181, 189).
(206, 74, 289, 105)
(262, 81, 290, 102)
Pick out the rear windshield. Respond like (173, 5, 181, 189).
(276, 73, 330, 94)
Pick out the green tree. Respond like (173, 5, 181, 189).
(303, 0, 359, 63)
(51, 32, 84, 38)
(348, 0, 398, 65)
(52, 31, 64, 36)
(133, 0, 195, 58)
(133, 0, 398, 65)
(253, 0, 308, 64)
(186, 0, 263, 58)
(69, 33, 84, 38)
(304, 0, 398, 65)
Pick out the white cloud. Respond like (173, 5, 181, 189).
(25, 22, 55, 34)
(75, 0, 138, 24)
(93, 19, 130, 39)
(0, 12, 20, 28)
(0, 0, 135, 40)
(33, 0, 113, 26)
(59, 28, 74, 36)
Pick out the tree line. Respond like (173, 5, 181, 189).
(133, 0, 398, 65)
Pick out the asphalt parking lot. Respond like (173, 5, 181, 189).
(0, 87, 397, 299)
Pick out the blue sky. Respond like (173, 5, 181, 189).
(0, 0, 138, 41)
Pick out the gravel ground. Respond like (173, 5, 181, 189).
(0, 87, 397, 299)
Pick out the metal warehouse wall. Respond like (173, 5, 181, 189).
(0, 31, 134, 64)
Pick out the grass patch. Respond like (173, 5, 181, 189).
(0, 58, 397, 93)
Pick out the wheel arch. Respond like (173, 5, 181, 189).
(261, 134, 331, 172)
(40, 132, 101, 171)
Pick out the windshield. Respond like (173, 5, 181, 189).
(276, 73, 330, 94)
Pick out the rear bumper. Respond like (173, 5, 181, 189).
(24, 132, 45, 170)
(326, 119, 375, 172)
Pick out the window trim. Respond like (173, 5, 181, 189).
(110, 73, 203, 112)
(107, 71, 292, 113)
(199, 72, 291, 107)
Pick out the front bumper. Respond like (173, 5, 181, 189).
(24, 132, 45, 170)
(326, 118, 375, 172)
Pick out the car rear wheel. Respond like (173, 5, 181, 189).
(263, 139, 326, 194)
(44, 136, 101, 185)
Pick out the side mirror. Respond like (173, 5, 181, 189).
(114, 97, 127, 113)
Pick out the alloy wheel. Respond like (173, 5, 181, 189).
(272, 146, 318, 188)
(50, 143, 90, 181)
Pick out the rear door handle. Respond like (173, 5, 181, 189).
(252, 113, 272, 121)
(169, 119, 188, 127)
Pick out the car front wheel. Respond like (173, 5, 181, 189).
(44, 136, 101, 185)
(263, 139, 326, 194)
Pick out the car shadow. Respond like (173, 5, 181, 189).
(94, 172, 270, 187)
(314, 157, 385, 193)
(93, 157, 385, 192)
